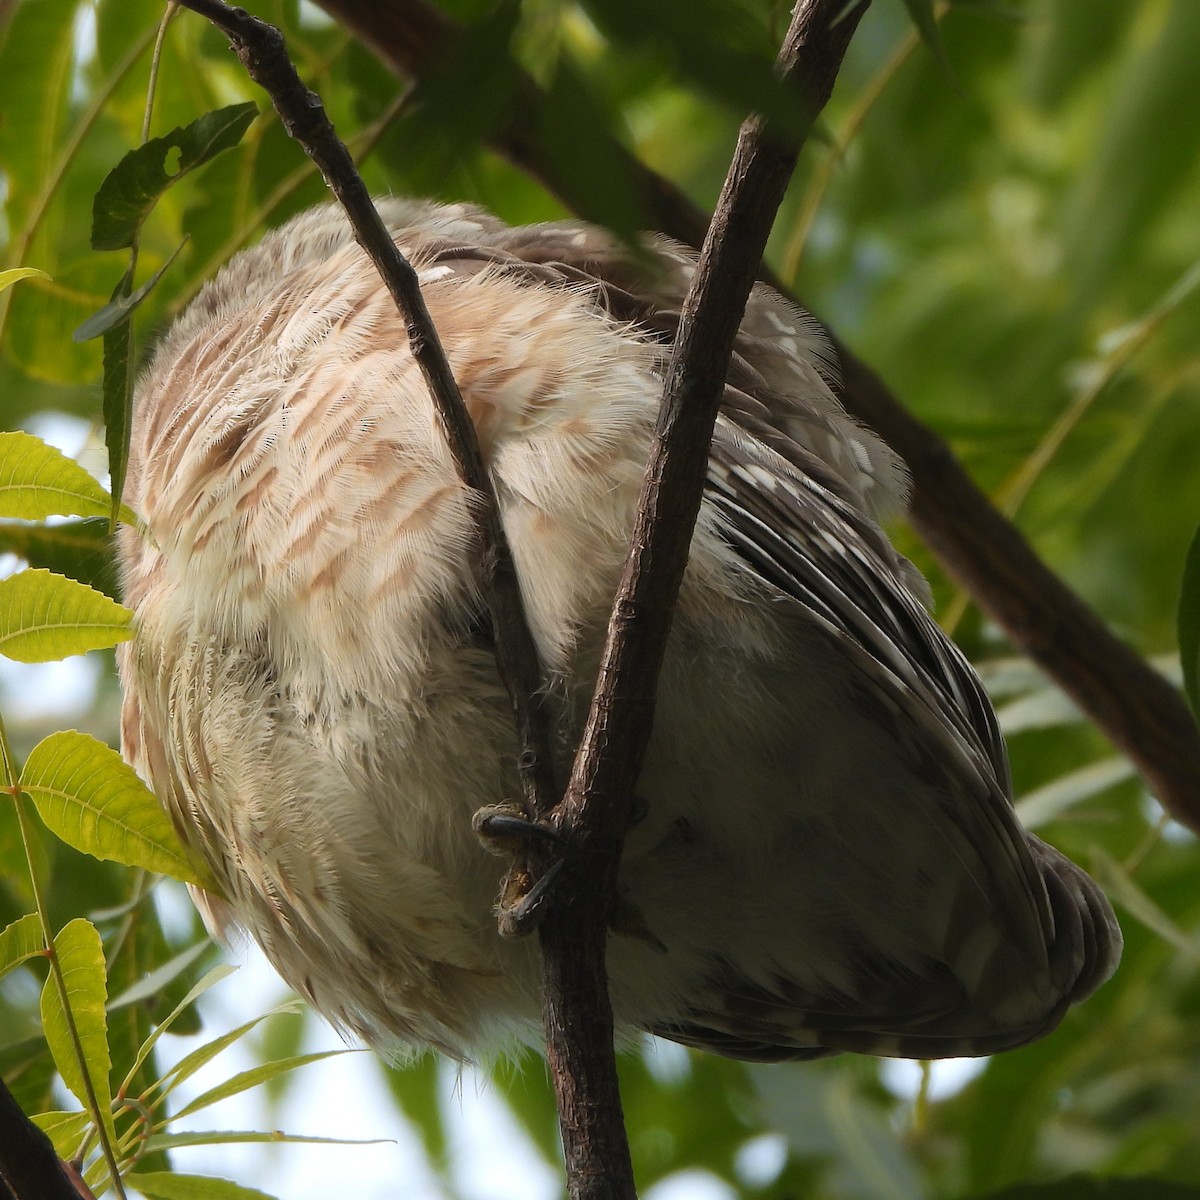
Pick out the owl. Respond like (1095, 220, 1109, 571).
(118, 199, 1120, 1060)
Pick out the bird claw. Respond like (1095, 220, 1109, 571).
(473, 800, 658, 942)
(472, 802, 566, 856)
(473, 803, 568, 938)
(496, 859, 566, 938)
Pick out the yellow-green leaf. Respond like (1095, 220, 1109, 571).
(172, 1050, 359, 1120)
(126, 964, 242, 1092)
(1095, 848, 1200, 964)
(21, 730, 216, 888)
(39, 918, 116, 1147)
(0, 568, 132, 662)
(127, 1172, 278, 1200)
(0, 913, 45, 979)
(0, 518, 121, 601)
(145, 1129, 382, 1153)
(1016, 758, 1136, 828)
(0, 268, 51, 294)
(0, 431, 137, 525)
(148, 997, 303, 1102)
(30, 1109, 92, 1160)
(92, 102, 259, 250)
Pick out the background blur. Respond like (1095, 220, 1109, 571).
(3, 1, 1200, 1197)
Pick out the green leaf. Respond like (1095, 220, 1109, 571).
(0, 432, 136, 525)
(0, 569, 133, 662)
(897, 0, 947, 68)
(73, 239, 188, 341)
(20, 730, 215, 888)
(1178, 525, 1200, 718)
(382, 1054, 447, 1172)
(39, 918, 116, 1146)
(399, 1, 522, 161)
(30, 1109, 93, 1160)
(125, 964, 242, 1090)
(145, 1130, 383, 1152)
(994, 684, 1083, 735)
(107, 939, 214, 1013)
(127, 1172, 279, 1200)
(535, 56, 652, 241)
(0, 913, 44, 980)
(1015, 758, 1135, 828)
(92, 102, 259, 251)
(1060, 2, 1200, 302)
(974, 1176, 1200, 1199)
(172, 1050, 361, 1120)
(1094, 848, 1200, 964)
(581, 0, 801, 131)
(0, 268, 51, 294)
(0, 0, 77, 232)
(752, 1062, 923, 1200)
(0, 566, 123, 655)
(0, 518, 121, 601)
(150, 998, 303, 1100)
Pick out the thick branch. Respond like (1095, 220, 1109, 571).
(0, 1076, 85, 1200)
(317, 0, 1200, 825)
(173, 0, 560, 827)
(538, 5, 870, 1198)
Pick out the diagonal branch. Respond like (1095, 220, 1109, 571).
(316, 0, 1200, 827)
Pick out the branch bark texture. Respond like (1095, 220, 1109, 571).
(318, 0, 1200, 825)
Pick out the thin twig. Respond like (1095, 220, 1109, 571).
(314, 0, 1200, 826)
(172, 0, 560, 830)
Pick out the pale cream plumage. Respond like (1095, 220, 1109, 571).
(118, 199, 1120, 1060)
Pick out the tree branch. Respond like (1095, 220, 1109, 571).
(538, 4, 870, 1197)
(0, 1075, 88, 1200)
(316, 0, 1200, 827)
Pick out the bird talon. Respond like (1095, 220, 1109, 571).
(496, 859, 566, 938)
(472, 803, 565, 857)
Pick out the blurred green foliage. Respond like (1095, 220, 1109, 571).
(2, 0, 1199, 1197)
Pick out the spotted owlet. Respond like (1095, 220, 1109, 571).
(117, 199, 1120, 1060)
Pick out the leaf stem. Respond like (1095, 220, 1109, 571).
(142, 5, 179, 145)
